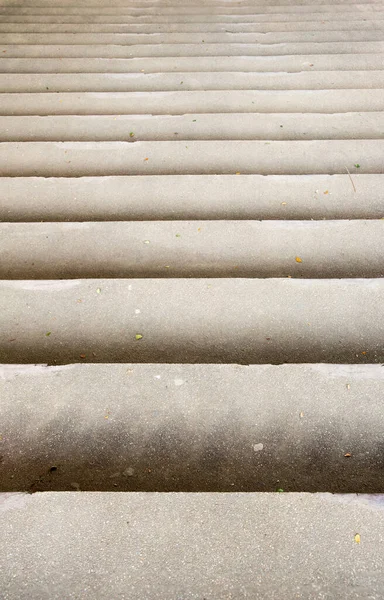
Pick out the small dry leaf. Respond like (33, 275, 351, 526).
(346, 383, 351, 390)
(354, 534, 361, 544)
(164, 265, 170, 268)
(362, 351, 367, 355)
(235, 172, 241, 175)
(344, 452, 352, 458)
(135, 334, 143, 340)
(295, 256, 303, 263)
(323, 190, 329, 195)
(96, 288, 101, 294)
(144, 157, 149, 161)
(281, 202, 287, 206)
(197, 228, 201, 232)
(143, 240, 150, 245)
(300, 412, 304, 418)
(80, 354, 86, 359)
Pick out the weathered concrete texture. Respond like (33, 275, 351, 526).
(1, 363, 384, 492)
(2, 3, 383, 13)
(0, 140, 383, 177)
(0, 278, 384, 364)
(1, 90, 383, 115)
(1, 174, 381, 222)
(1, 11, 384, 22)
(3, 30, 384, 43)
(1, 54, 384, 72)
(1, 220, 384, 279)
(3, 41, 384, 57)
(3, 113, 384, 141)
(1, 492, 384, 599)
(2, 71, 384, 93)
(1, 20, 383, 32)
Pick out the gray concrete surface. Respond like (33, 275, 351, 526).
(3, 113, 384, 141)
(1, 220, 384, 278)
(2, 90, 383, 115)
(1, 492, 384, 599)
(1, 11, 384, 22)
(1, 174, 382, 221)
(3, 30, 384, 43)
(0, 278, 384, 364)
(1, 20, 383, 31)
(1, 363, 384, 492)
(2, 71, 384, 93)
(2, 54, 384, 72)
(3, 41, 384, 56)
(0, 140, 382, 177)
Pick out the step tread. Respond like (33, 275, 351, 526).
(1, 220, 384, 278)
(1, 363, 384, 492)
(1, 112, 383, 141)
(0, 140, 382, 176)
(0, 278, 383, 364)
(1, 491, 384, 599)
(1, 174, 381, 221)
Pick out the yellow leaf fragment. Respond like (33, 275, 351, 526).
(295, 256, 302, 263)
(354, 534, 361, 544)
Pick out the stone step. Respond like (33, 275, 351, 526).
(1, 112, 383, 141)
(1, 220, 384, 279)
(2, 30, 384, 43)
(0, 140, 382, 176)
(3, 41, 384, 57)
(1, 174, 382, 221)
(0, 278, 383, 364)
(2, 363, 384, 492)
(1, 54, 383, 72)
(1, 491, 384, 599)
(2, 71, 384, 92)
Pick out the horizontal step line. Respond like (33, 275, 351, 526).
(2, 363, 384, 493)
(2, 42, 384, 58)
(0, 140, 382, 177)
(1, 15, 384, 23)
(1, 174, 382, 221)
(3, 33, 384, 44)
(1, 113, 384, 142)
(1, 278, 384, 365)
(2, 31, 384, 42)
(0, 90, 383, 115)
(2, 220, 384, 279)
(2, 72, 384, 92)
(1, 22, 383, 32)
(1, 55, 383, 73)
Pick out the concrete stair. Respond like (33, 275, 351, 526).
(1, 0, 384, 596)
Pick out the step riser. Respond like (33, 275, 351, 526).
(3, 31, 384, 43)
(2, 12, 384, 22)
(1, 279, 383, 365)
(1, 21, 383, 32)
(2, 54, 383, 72)
(2, 175, 382, 221)
(1, 363, 384, 492)
(2, 90, 384, 116)
(0, 141, 382, 176)
(2, 72, 384, 92)
(3, 41, 384, 57)
(2, 221, 384, 279)
(1, 113, 383, 141)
